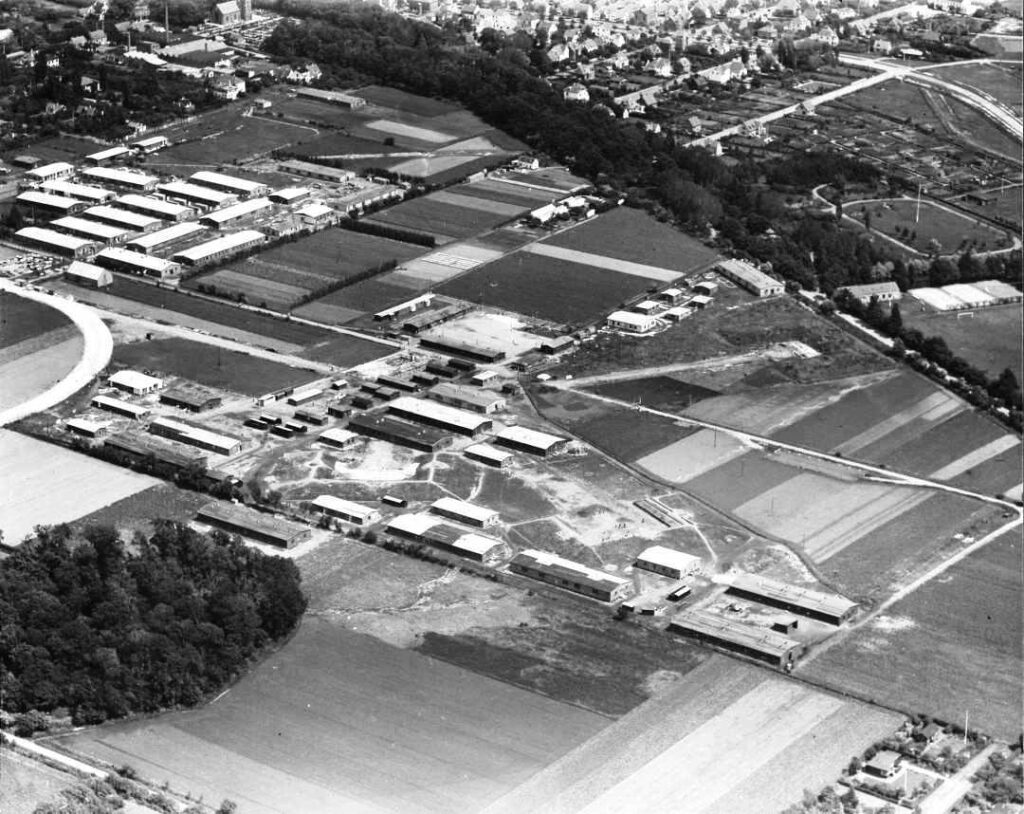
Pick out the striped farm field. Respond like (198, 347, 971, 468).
(485, 656, 902, 814)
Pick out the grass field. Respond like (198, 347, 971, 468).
(56, 618, 608, 814)
(0, 430, 160, 547)
(0, 292, 71, 349)
(901, 302, 1023, 378)
(99, 278, 333, 346)
(545, 207, 720, 274)
(293, 277, 417, 324)
(484, 656, 903, 814)
(437, 252, 654, 325)
(929, 62, 1023, 116)
(148, 117, 318, 166)
(364, 196, 515, 243)
(111, 337, 323, 395)
(354, 85, 462, 117)
(851, 198, 1012, 254)
(184, 230, 425, 312)
(802, 530, 1023, 742)
(0, 748, 76, 814)
(588, 376, 720, 413)
(66, 482, 211, 541)
(297, 332, 394, 366)
(286, 131, 403, 159)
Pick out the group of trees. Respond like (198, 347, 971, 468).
(1, 522, 306, 726)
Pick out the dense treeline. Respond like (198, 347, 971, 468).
(0, 522, 306, 725)
(262, 5, 1021, 296)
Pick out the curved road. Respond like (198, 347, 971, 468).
(0, 281, 113, 427)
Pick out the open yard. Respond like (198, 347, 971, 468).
(111, 337, 323, 395)
(545, 207, 720, 275)
(901, 301, 1023, 378)
(802, 529, 1023, 742)
(183, 230, 425, 312)
(437, 252, 654, 326)
(850, 197, 1012, 255)
(0, 430, 160, 548)
(485, 656, 903, 814)
(55, 617, 608, 814)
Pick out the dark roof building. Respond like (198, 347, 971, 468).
(668, 610, 803, 669)
(726, 573, 858, 625)
(196, 501, 311, 549)
(509, 549, 632, 602)
(347, 413, 452, 452)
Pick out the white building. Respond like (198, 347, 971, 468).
(635, 545, 702, 579)
(607, 310, 659, 332)
(109, 369, 163, 394)
(312, 495, 381, 526)
(430, 497, 500, 528)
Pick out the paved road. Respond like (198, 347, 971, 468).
(918, 743, 998, 814)
(1, 731, 108, 779)
(0, 281, 113, 427)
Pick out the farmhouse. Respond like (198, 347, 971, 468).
(428, 382, 506, 414)
(493, 425, 569, 457)
(126, 221, 207, 254)
(41, 180, 116, 204)
(65, 261, 112, 288)
(430, 496, 499, 528)
(865, 751, 904, 779)
(464, 442, 514, 469)
(385, 514, 506, 564)
(25, 161, 75, 183)
(199, 197, 273, 228)
(839, 281, 901, 304)
(15, 227, 98, 259)
(109, 369, 163, 394)
(196, 502, 311, 549)
(318, 427, 360, 449)
(635, 545, 702, 579)
(92, 394, 150, 419)
(84, 205, 161, 232)
(52, 216, 130, 245)
(668, 610, 803, 669)
(347, 413, 452, 452)
(148, 416, 243, 456)
(94, 247, 180, 278)
(726, 572, 858, 625)
(607, 310, 659, 333)
(157, 181, 237, 210)
(17, 191, 89, 219)
(82, 167, 159, 192)
(172, 230, 265, 267)
(116, 194, 193, 221)
(189, 171, 270, 199)
(312, 495, 381, 527)
(717, 259, 784, 297)
(160, 387, 222, 412)
(509, 549, 632, 602)
(388, 396, 492, 437)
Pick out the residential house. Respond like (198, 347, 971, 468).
(563, 82, 590, 102)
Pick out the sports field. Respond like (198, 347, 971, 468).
(0, 292, 71, 348)
(184, 230, 425, 312)
(148, 117, 318, 166)
(802, 529, 1022, 742)
(0, 430, 159, 548)
(364, 195, 516, 243)
(111, 337, 324, 395)
(901, 302, 1022, 378)
(437, 253, 654, 325)
(544, 207, 719, 274)
(484, 656, 903, 814)
(56, 619, 608, 814)
(852, 198, 1012, 254)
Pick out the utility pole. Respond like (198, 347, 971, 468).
(915, 182, 922, 224)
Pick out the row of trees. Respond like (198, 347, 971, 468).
(1, 522, 306, 725)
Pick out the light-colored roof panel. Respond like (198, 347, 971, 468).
(126, 221, 207, 250)
(386, 513, 440, 537)
(190, 171, 267, 194)
(172, 230, 265, 262)
(312, 494, 377, 519)
(389, 395, 491, 432)
(636, 545, 701, 571)
(495, 425, 567, 450)
(431, 496, 498, 524)
(52, 216, 130, 241)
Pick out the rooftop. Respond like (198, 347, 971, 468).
(172, 230, 265, 262)
(669, 610, 801, 657)
(190, 170, 268, 194)
(312, 494, 377, 519)
(200, 197, 272, 225)
(389, 395, 492, 432)
(126, 221, 207, 251)
(511, 549, 630, 592)
(495, 425, 567, 450)
(728, 572, 857, 619)
(431, 496, 498, 524)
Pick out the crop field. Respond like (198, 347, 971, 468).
(293, 277, 416, 324)
(183, 230, 425, 312)
(901, 302, 1022, 378)
(0, 292, 71, 349)
(802, 529, 1022, 742)
(485, 656, 903, 814)
(437, 253, 653, 325)
(544, 207, 720, 274)
(364, 196, 516, 243)
(96, 278, 333, 346)
(0, 430, 159, 548)
(851, 198, 1012, 254)
(149, 117, 319, 166)
(112, 337, 322, 395)
(57, 618, 608, 814)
